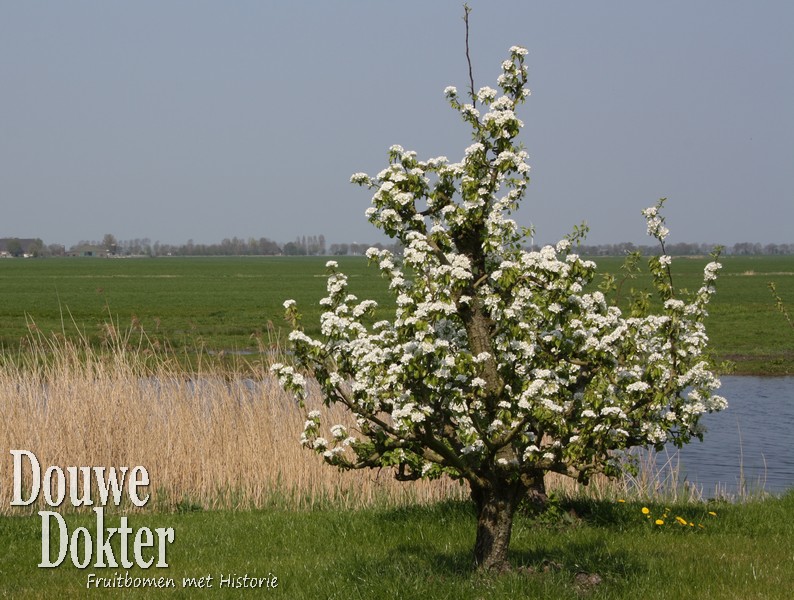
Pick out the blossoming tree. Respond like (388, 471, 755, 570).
(273, 46, 726, 571)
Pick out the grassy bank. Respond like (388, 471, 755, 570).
(1, 255, 792, 374)
(2, 494, 792, 599)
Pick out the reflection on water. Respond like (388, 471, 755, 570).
(663, 376, 794, 496)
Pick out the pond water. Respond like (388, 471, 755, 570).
(659, 376, 794, 497)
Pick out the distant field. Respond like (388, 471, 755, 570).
(0, 254, 792, 374)
(0, 256, 391, 356)
(596, 254, 794, 375)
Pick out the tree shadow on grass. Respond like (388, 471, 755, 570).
(520, 495, 638, 529)
(369, 499, 647, 582)
(378, 496, 640, 534)
(381, 538, 644, 581)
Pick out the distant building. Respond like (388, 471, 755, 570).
(67, 244, 109, 257)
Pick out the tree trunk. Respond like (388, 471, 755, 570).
(471, 480, 524, 571)
(523, 469, 548, 511)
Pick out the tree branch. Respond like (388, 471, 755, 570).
(463, 3, 476, 104)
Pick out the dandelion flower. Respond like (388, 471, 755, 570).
(655, 519, 665, 525)
(641, 507, 650, 515)
(708, 511, 717, 517)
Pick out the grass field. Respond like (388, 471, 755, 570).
(2, 494, 792, 599)
(1, 254, 792, 374)
(0, 256, 391, 355)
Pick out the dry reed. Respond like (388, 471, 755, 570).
(0, 331, 466, 515)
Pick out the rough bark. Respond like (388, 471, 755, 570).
(522, 470, 549, 511)
(471, 479, 525, 571)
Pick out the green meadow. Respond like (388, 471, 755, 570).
(1, 254, 792, 374)
(2, 494, 793, 599)
(0, 256, 391, 357)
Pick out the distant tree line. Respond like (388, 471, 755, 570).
(3, 235, 793, 258)
(0, 238, 62, 257)
(567, 241, 794, 257)
(58, 234, 401, 257)
(282, 235, 326, 256)
(154, 237, 283, 256)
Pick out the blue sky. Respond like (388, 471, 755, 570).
(1, 1, 792, 248)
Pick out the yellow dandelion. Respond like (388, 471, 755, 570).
(617, 499, 626, 503)
(675, 516, 688, 526)
(708, 511, 717, 517)
(698, 524, 705, 529)
(642, 507, 650, 515)
(655, 519, 665, 525)
(689, 522, 695, 527)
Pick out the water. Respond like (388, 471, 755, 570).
(662, 376, 794, 496)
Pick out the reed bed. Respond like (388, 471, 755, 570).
(0, 332, 467, 514)
(2, 327, 745, 516)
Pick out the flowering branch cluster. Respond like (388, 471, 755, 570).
(273, 47, 725, 491)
